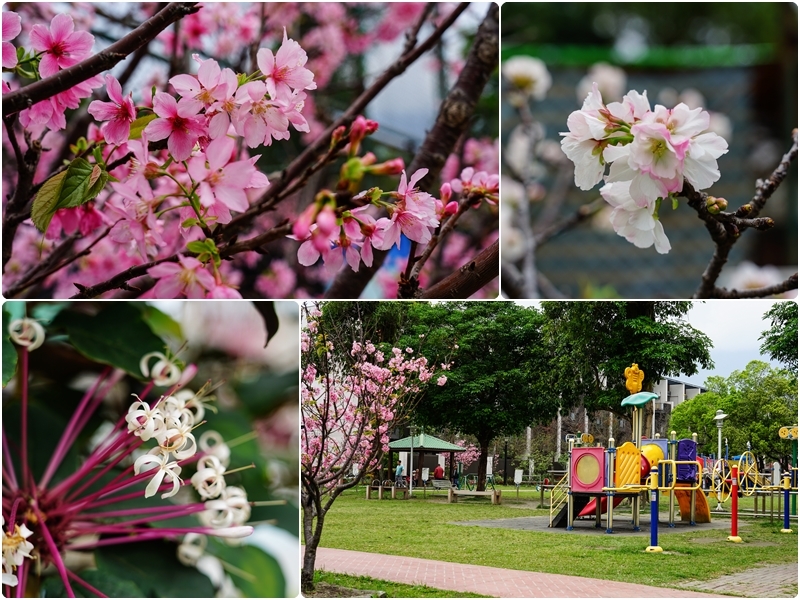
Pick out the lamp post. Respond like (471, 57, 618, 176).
(504, 439, 509, 486)
(713, 410, 728, 511)
(409, 426, 417, 496)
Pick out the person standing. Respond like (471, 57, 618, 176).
(395, 460, 404, 486)
(433, 464, 444, 480)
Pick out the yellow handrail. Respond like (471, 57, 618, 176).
(549, 473, 569, 526)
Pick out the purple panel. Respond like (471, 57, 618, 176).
(676, 439, 697, 483)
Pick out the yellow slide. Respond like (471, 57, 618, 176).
(673, 484, 711, 523)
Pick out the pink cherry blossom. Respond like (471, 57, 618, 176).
(148, 255, 216, 299)
(233, 81, 290, 147)
(600, 180, 670, 254)
(2, 11, 21, 69)
(375, 169, 439, 250)
(88, 75, 136, 145)
(257, 28, 317, 100)
(30, 14, 94, 78)
(144, 92, 206, 161)
(170, 57, 236, 114)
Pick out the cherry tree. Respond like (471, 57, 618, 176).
(300, 302, 448, 593)
(2, 3, 499, 299)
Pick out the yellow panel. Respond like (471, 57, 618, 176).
(615, 442, 641, 487)
(575, 454, 600, 484)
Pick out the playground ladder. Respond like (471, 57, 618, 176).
(549, 473, 569, 527)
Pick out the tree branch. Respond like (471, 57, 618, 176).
(420, 239, 499, 299)
(325, 3, 499, 299)
(711, 272, 798, 299)
(2, 3, 199, 117)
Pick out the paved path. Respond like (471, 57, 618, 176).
(314, 547, 726, 597)
(676, 563, 798, 598)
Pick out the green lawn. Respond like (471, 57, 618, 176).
(313, 572, 489, 598)
(316, 487, 798, 591)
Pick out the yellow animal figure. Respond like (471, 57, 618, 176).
(625, 363, 644, 394)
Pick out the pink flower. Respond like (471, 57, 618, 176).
(2, 11, 21, 69)
(375, 169, 439, 250)
(144, 92, 206, 161)
(233, 81, 289, 147)
(148, 255, 215, 299)
(437, 376, 447, 386)
(186, 136, 266, 215)
(257, 28, 317, 100)
(30, 14, 94, 78)
(170, 57, 236, 114)
(88, 75, 136, 145)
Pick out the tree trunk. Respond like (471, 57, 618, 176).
(477, 439, 489, 491)
(301, 500, 325, 593)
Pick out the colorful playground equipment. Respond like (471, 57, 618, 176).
(550, 364, 710, 532)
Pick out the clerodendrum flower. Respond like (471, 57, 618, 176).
(2, 316, 254, 597)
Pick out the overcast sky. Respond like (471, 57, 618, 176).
(516, 300, 791, 387)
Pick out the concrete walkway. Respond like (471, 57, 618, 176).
(676, 563, 798, 598)
(313, 547, 727, 597)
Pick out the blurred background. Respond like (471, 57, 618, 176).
(501, 2, 797, 298)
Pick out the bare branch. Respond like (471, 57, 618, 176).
(420, 239, 499, 299)
(711, 273, 798, 299)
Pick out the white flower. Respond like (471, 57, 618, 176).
(191, 455, 227, 500)
(126, 396, 166, 442)
(177, 532, 207, 566)
(140, 351, 182, 386)
(8, 318, 45, 351)
(502, 56, 551, 100)
(1, 517, 34, 587)
(134, 449, 183, 499)
(198, 430, 231, 468)
(600, 180, 671, 254)
(577, 62, 627, 103)
(201, 486, 250, 528)
(156, 418, 198, 461)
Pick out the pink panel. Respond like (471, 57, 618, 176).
(571, 447, 606, 493)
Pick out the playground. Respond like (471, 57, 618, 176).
(310, 365, 798, 597)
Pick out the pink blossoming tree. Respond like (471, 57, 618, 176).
(2, 3, 499, 299)
(300, 302, 449, 593)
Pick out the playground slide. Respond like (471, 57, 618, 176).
(577, 495, 624, 518)
(674, 484, 711, 523)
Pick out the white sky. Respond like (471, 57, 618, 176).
(516, 300, 793, 386)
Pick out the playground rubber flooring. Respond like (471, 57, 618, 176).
(451, 512, 737, 535)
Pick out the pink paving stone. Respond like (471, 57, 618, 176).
(313, 547, 726, 598)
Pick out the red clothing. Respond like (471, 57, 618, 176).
(433, 465, 445, 479)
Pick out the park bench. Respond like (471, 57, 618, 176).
(431, 479, 453, 494)
(448, 488, 502, 505)
(365, 479, 409, 500)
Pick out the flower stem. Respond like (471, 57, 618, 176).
(2, 426, 19, 490)
(40, 367, 113, 489)
(73, 503, 205, 531)
(19, 348, 29, 491)
(14, 559, 26, 598)
(32, 503, 75, 598)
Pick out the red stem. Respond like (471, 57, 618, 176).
(39, 367, 113, 489)
(14, 559, 25, 598)
(19, 348, 28, 491)
(2, 427, 18, 490)
(32, 503, 75, 598)
(72, 503, 204, 531)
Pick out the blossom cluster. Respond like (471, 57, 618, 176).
(301, 307, 448, 493)
(561, 82, 729, 253)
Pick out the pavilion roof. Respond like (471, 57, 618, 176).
(388, 433, 466, 452)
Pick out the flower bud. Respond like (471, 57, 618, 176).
(315, 205, 338, 236)
(293, 204, 318, 239)
(368, 157, 405, 176)
(440, 182, 452, 204)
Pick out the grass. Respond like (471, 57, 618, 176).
(316, 487, 798, 592)
(312, 572, 489, 598)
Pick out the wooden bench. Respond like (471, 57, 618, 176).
(365, 480, 409, 500)
(448, 488, 502, 505)
(431, 479, 453, 494)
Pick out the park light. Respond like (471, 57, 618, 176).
(712, 410, 728, 511)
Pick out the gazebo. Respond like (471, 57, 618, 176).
(388, 433, 466, 484)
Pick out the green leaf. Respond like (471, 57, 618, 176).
(61, 158, 108, 209)
(2, 305, 19, 387)
(31, 170, 67, 232)
(52, 302, 167, 379)
(210, 540, 286, 598)
(133, 304, 184, 343)
(96, 539, 215, 597)
(32, 302, 68, 325)
(42, 570, 145, 598)
(128, 113, 157, 140)
(234, 370, 298, 416)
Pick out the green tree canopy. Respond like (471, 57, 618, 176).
(540, 301, 714, 415)
(759, 302, 798, 373)
(402, 302, 555, 489)
(669, 360, 798, 468)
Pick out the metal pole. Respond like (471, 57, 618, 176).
(409, 430, 415, 496)
(728, 465, 742, 542)
(781, 475, 793, 533)
(645, 466, 662, 552)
